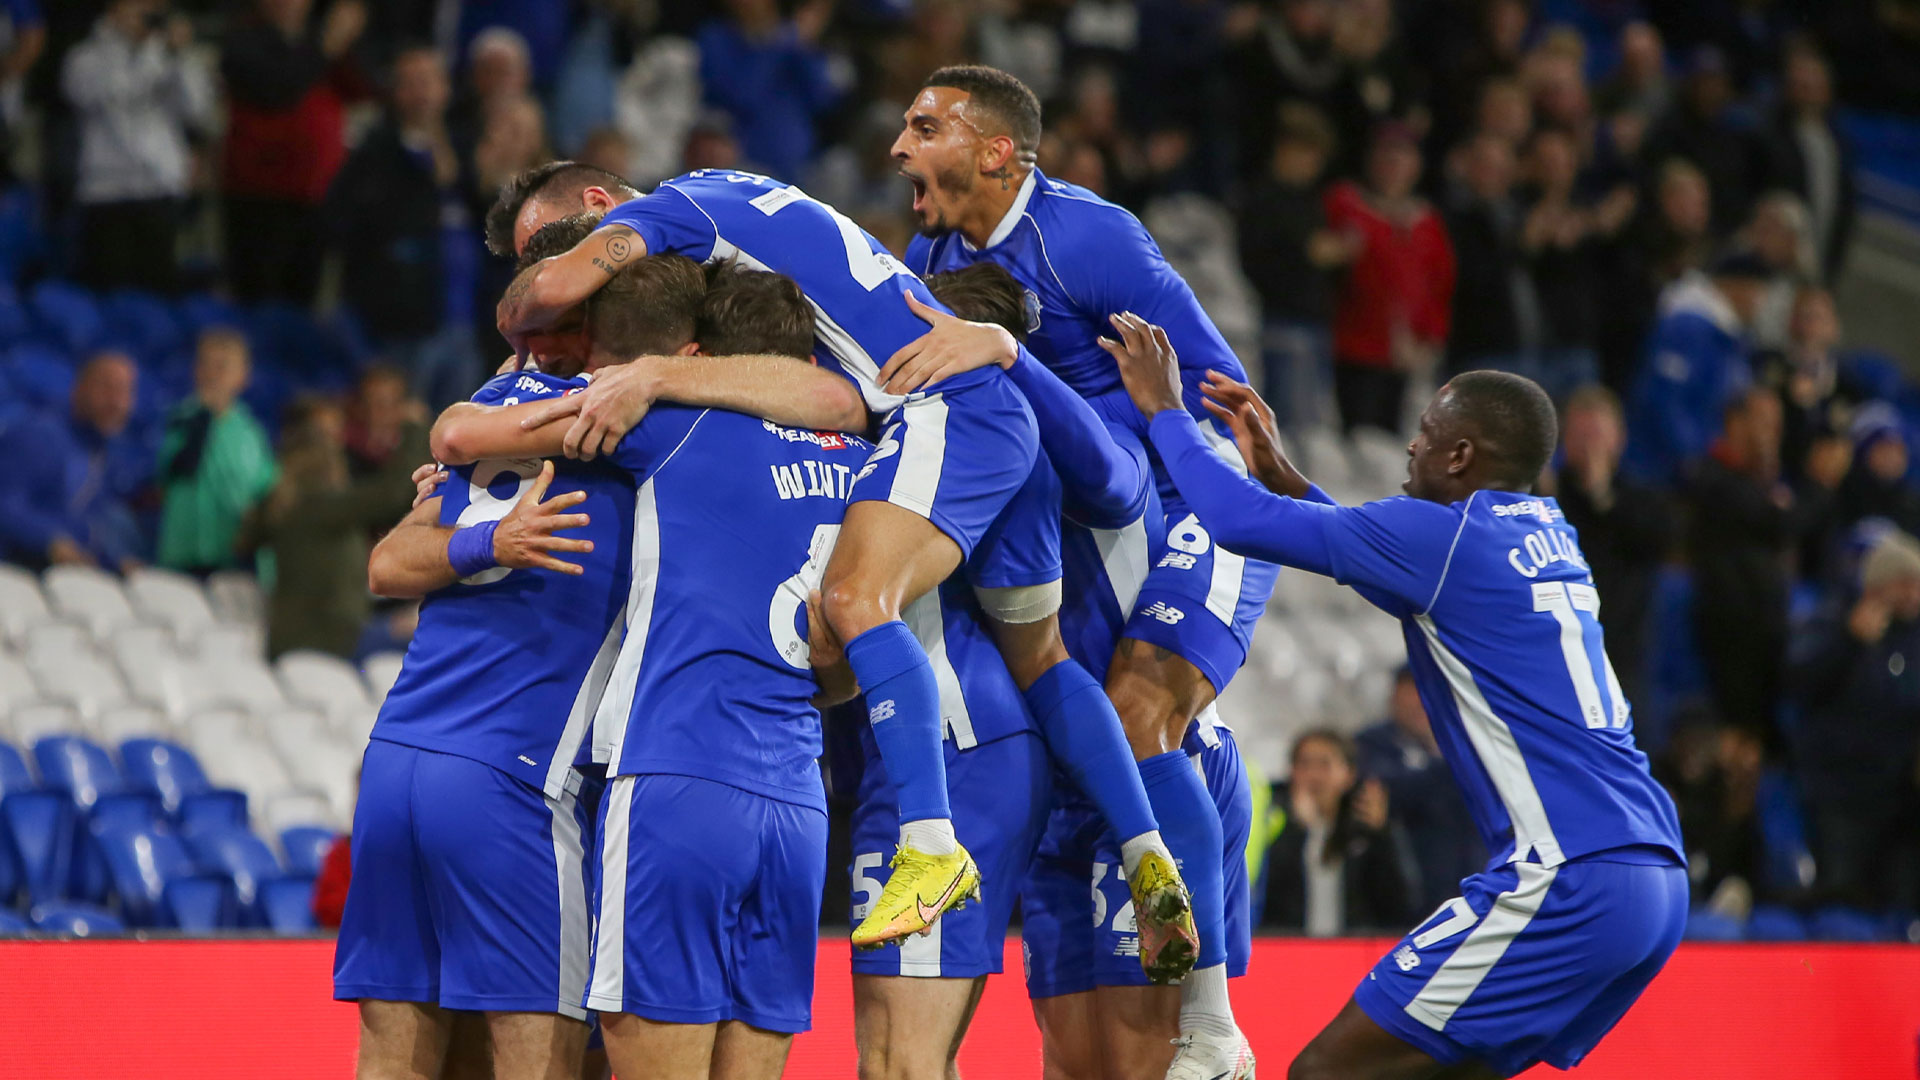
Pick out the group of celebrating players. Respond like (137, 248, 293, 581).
(331, 65, 1689, 1080)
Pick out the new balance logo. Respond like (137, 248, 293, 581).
(1394, 945, 1420, 971)
(870, 699, 897, 723)
(1156, 552, 1198, 571)
(1142, 601, 1186, 625)
(517, 755, 538, 766)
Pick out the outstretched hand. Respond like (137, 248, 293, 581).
(517, 365, 657, 461)
(1198, 371, 1310, 498)
(493, 461, 595, 575)
(1102, 312, 1184, 418)
(877, 292, 1019, 395)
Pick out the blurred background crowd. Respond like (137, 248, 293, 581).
(1, 0, 1919, 942)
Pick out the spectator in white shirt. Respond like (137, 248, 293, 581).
(60, 0, 214, 294)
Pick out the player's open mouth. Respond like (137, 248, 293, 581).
(901, 169, 928, 213)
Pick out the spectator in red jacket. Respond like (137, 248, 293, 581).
(311, 829, 350, 927)
(1324, 122, 1455, 434)
(220, 0, 367, 305)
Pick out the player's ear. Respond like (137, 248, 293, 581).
(581, 186, 618, 213)
(1450, 438, 1475, 477)
(981, 134, 1017, 177)
(675, 341, 701, 357)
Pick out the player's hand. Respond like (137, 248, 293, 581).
(518, 363, 656, 461)
(1354, 777, 1390, 832)
(1199, 371, 1310, 498)
(1102, 312, 1184, 418)
(491, 461, 594, 575)
(878, 292, 1019, 395)
(411, 462, 447, 509)
(46, 536, 96, 567)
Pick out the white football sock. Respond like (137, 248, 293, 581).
(1179, 963, 1239, 1039)
(1119, 830, 1174, 878)
(900, 818, 958, 856)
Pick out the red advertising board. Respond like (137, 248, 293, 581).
(0, 937, 1914, 1078)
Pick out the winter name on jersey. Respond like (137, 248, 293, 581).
(765, 419, 864, 502)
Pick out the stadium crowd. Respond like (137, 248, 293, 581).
(0, 0, 1917, 948)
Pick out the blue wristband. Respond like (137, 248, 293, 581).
(447, 519, 500, 578)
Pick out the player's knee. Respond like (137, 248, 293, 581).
(821, 574, 890, 642)
(1286, 1036, 1350, 1080)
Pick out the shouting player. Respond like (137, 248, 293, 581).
(1110, 335, 1688, 1080)
(484, 163, 1197, 965)
(884, 66, 1266, 1076)
(433, 261, 857, 1080)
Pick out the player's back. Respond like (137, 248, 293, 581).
(907, 168, 1248, 403)
(1329, 490, 1683, 869)
(374, 372, 632, 799)
(591, 406, 872, 810)
(602, 169, 998, 411)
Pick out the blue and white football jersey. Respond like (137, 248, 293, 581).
(589, 407, 872, 811)
(599, 169, 999, 413)
(1322, 491, 1685, 867)
(372, 372, 630, 798)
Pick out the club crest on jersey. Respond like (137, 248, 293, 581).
(1022, 288, 1043, 334)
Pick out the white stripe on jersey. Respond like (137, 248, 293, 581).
(897, 898, 946, 976)
(903, 589, 977, 750)
(886, 393, 949, 517)
(545, 614, 622, 798)
(1095, 515, 1151, 616)
(585, 776, 636, 1011)
(592, 481, 663, 768)
(547, 786, 589, 1020)
(722, 247, 904, 413)
(1404, 862, 1558, 1031)
(1195, 422, 1249, 627)
(1415, 615, 1565, 868)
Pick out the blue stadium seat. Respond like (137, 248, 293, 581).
(3, 342, 76, 409)
(1746, 905, 1808, 941)
(175, 293, 243, 339)
(1, 791, 74, 905)
(187, 826, 285, 926)
(99, 291, 187, 365)
(279, 826, 336, 878)
(95, 824, 234, 929)
(261, 875, 317, 933)
(0, 185, 44, 284)
(32, 735, 123, 813)
(1683, 908, 1745, 942)
(1810, 906, 1888, 942)
(119, 738, 249, 830)
(0, 905, 30, 933)
(0, 281, 30, 349)
(27, 280, 104, 357)
(0, 741, 30, 794)
(29, 900, 124, 937)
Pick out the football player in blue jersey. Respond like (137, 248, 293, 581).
(1110, 334, 1688, 1080)
(432, 261, 861, 1080)
(480, 163, 1200, 963)
(880, 66, 1267, 1078)
(334, 249, 717, 1080)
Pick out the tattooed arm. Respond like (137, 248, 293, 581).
(496, 223, 647, 338)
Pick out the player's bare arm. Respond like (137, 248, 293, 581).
(497, 223, 645, 338)
(368, 462, 596, 597)
(514, 355, 870, 462)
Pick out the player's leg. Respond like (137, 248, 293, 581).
(598, 1014, 716, 1080)
(854, 975, 984, 1080)
(442, 1012, 494, 1080)
(709, 1022, 796, 1080)
(1031, 992, 1104, 1080)
(990, 615, 1196, 980)
(484, 1013, 590, 1080)
(587, 775, 765, 1075)
(1288, 1000, 1499, 1080)
(335, 742, 449, 1080)
(357, 1001, 456, 1080)
(836, 389, 1041, 944)
(409, 751, 592, 1080)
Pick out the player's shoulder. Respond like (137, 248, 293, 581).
(470, 370, 587, 406)
(1030, 170, 1149, 241)
(1470, 492, 1563, 527)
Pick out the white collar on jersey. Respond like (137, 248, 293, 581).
(965, 167, 1041, 252)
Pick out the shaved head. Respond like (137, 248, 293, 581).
(1438, 371, 1559, 489)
